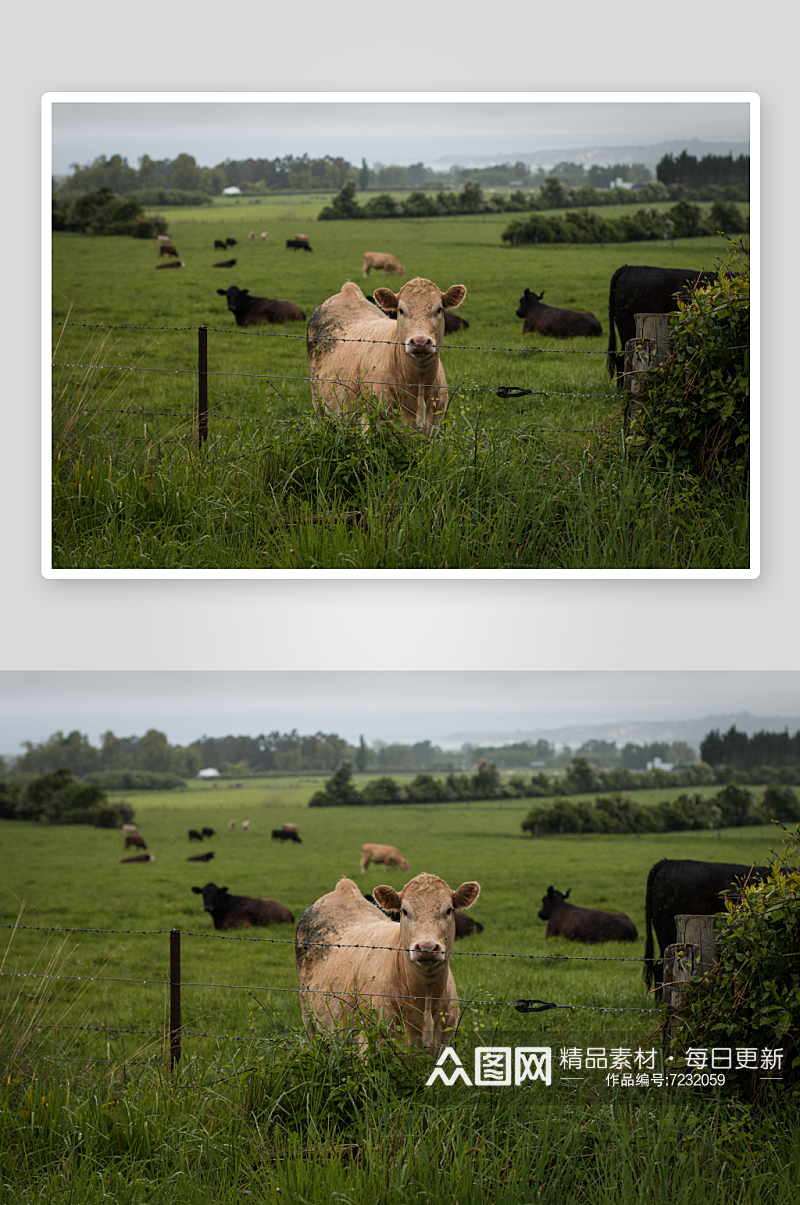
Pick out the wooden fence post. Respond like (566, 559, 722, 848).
(662, 914, 719, 1037)
(169, 928, 181, 1069)
(198, 326, 208, 449)
(623, 312, 673, 431)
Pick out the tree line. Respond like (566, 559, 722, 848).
(501, 199, 748, 247)
(700, 725, 800, 771)
(656, 150, 750, 190)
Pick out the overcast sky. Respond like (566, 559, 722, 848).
(49, 98, 751, 175)
(1, 671, 798, 754)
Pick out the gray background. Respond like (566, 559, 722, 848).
(2, 1, 792, 673)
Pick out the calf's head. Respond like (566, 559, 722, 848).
(217, 286, 245, 311)
(516, 289, 544, 319)
(373, 278, 466, 365)
(538, 886, 570, 920)
(192, 883, 228, 912)
(372, 872, 480, 968)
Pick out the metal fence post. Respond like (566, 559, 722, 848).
(198, 326, 208, 449)
(170, 928, 181, 1068)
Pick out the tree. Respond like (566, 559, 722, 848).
(169, 153, 200, 191)
(355, 735, 369, 773)
(471, 759, 501, 798)
(137, 729, 170, 773)
(538, 177, 572, 209)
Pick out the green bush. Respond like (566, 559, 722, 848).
(629, 239, 749, 480)
(52, 187, 168, 238)
(674, 827, 800, 1099)
(0, 768, 133, 826)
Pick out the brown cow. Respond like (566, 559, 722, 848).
(121, 853, 155, 863)
(307, 278, 466, 432)
(124, 833, 147, 851)
(362, 252, 405, 278)
(281, 822, 299, 833)
(538, 887, 638, 942)
(360, 843, 409, 874)
(156, 260, 185, 269)
(158, 241, 180, 259)
(296, 874, 480, 1050)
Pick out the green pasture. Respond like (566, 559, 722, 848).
(2, 789, 792, 1205)
(50, 199, 749, 570)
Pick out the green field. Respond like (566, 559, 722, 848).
(50, 198, 749, 570)
(1, 785, 792, 1204)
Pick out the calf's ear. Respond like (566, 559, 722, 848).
(452, 881, 480, 909)
(191, 886, 202, 894)
(373, 288, 399, 312)
(442, 285, 467, 309)
(373, 884, 402, 912)
(217, 289, 226, 296)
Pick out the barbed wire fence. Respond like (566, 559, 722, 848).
(1, 921, 660, 1074)
(51, 320, 628, 455)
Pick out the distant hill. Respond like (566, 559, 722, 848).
(443, 712, 799, 753)
(432, 139, 750, 173)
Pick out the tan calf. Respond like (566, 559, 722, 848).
(307, 278, 466, 432)
(362, 252, 405, 277)
(360, 843, 409, 874)
(295, 874, 480, 1051)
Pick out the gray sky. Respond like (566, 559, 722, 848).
(50, 99, 751, 175)
(1, 672, 798, 753)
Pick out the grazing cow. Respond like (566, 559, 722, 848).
(124, 833, 147, 851)
(225, 238, 238, 248)
(228, 820, 236, 833)
(214, 239, 227, 250)
(364, 892, 484, 940)
(286, 238, 313, 251)
(156, 260, 185, 269)
(538, 887, 637, 943)
(260, 232, 269, 242)
(607, 265, 718, 384)
(201, 827, 216, 838)
(248, 231, 255, 242)
(188, 829, 203, 841)
(296, 874, 480, 1051)
(516, 289, 602, 338)
(216, 285, 305, 326)
(188, 851, 215, 862)
(360, 843, 409, 874)
(367, 295, 469, 335)
(191, 883, 294, 930)
(158, 241, 180, 259)
(272, 829, 302, 843)
(121, 853, 155, 863)
(281, 822, 299, 833)
(213, 258, 237, 269)
(241, 821, 251, 832)
(363, 252, 405, 278)
(644, 859, 774, 990)
(307, 278, 466, 432)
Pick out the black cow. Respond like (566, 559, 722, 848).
(538, 887, 637, 943)
(213, 258, 237, 269)
(225, 238, 238, 247)
(366, 295, 469, 335)
(644, 859, 774, 990)
(516, 289, 602, 338)
(188, 851, 215, 862)
(607, 265, 718, 384)
(191, 883, 294, 930)
(201, 827, 216, 838)
(271, 829, 302, 843)
(286, 238, 313, 252)
(188, 829, 203, 841)
(214, 239, 227, 250)
(217, 285, 306, 326)
(363, 892, 484, 939)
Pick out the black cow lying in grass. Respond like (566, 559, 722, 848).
(607, 265, 718, 384)
(188, 851, 214, 862)
(191, 883, 294, 930)
(538, 887, 638, 942)
(286, 238, 313, 251)
(217, 285, 306, 326)
(516, 289, 602, 337)
(363, 892, 484, 939)
(272, 829, 302, 843)
(213, 258, 237, 269)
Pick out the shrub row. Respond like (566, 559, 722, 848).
(83, 770, 186, 792)
(0, 768, 134, 827)
(501, 200, 748, 246)
(52, 187, 168, 238)
(521, 783, 800, 837)
(308, 759, 510, 806)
